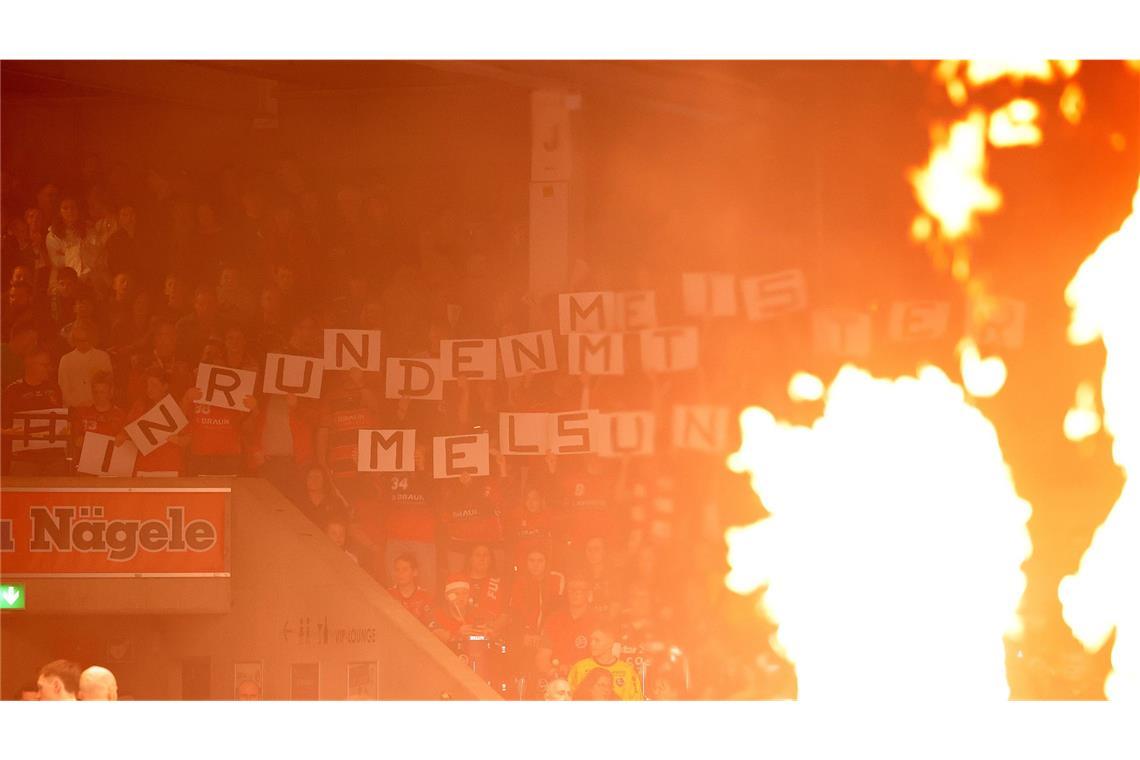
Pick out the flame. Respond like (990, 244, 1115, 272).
(1064, 382, 1102, 442)
(1059, 180, 1140, 699)
(958, 337, 1008, 398)
(1059, 83, 1086, 126)
(988, 99, 1043, 147)
(787, 372, 825, 402)
(726, 365, 1032, 699)
(909, 111, 1002, 241)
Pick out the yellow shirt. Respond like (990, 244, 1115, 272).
(567, 657, 643, 701)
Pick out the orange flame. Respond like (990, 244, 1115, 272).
(1059, 180, 1140, 699)
(988, 99, 1043, 148)
(726, 365, 1032, 698)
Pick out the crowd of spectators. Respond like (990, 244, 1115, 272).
(1, 156, 793, 700)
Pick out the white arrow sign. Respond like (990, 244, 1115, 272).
(2, 586, 19, 605)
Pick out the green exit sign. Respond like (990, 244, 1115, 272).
(1, 584, 26, 610)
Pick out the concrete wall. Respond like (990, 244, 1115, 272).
(1, 478, 498, 700)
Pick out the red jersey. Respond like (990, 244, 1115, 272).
(189, 402, 245, 456)
(381, 470, 438, 543)
(509, 572, 566, 634)
(465, 574, 506, 617)
(541, 606, 599, 669)
(507, 504, 554, 550)
(556, 470, 617, 545)
(320, 380, 380, 480)
(71, 405, 127, 437)
(439, 479, 504, 546)
(387, 585, 435, 627)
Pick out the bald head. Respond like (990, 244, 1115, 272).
(78, 666, 118, 701)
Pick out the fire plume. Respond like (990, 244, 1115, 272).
(726, 365, 1032, 699)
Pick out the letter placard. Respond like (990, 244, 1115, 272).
(441, 339, 498, 380)
(740, 270, 808, 321)
(324, 329, 382, 372)
(811, 309, 872, 358)
(559, 292, 615, 334)
(499, 412, 549, 455)
(10, 408, 69, 452)
(357, 429, 415, 472)
(263, 353, 323, 399)
(888, 301, 950, 342)
(639, 327, 699, 372)
(499, 330, 558, 377)
(968, 296, 1027, 350)
(433, 433, 490, 479)
(196, 363, 257, 411)
(682, 272, 738, 317)
(616, 291, 658, 331)
(568, 332, 624, 375)
(597, 411, 656, 457)
(548, 410, 597, 454)
(385, 358, 442, 400)
(125, 394, 189, 455)
(672, 405, 730, 453)
(77, 432, 138, 476)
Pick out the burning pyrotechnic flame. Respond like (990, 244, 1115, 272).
(726, 365, 1032, 699)
(1063, 382, 1102, 442)
(988, 99, 1043, 148)
(958, 337, 1008, 398)
(787, 372, 824, 402)
(1059, 180, 1140, 700)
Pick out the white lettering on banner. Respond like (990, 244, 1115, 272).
(559, 292, 616, 334)
(615, 291, 658, 331)
(323, 329, 382, 372)
(568, 332, 624, 375)
(499, 330, 558, 377)
(548, 410, 597, 454)
(682, 272, 738, 317)
(124, 394, 189, 456)
(888, 301, 951, 342)
(597, 411, 655, 457)
(441, 339, 498, 380)
(357, 429, 414, 472)
(77, 432, 138, 476)
(968, 297, 1027, 350)
(195, 363, 257, 411)
(811, 309, 872, 358)
(499, 413, 549, 455)
(433, 433, 490, 479)
(639, 327, 700, 372)
(263, 353, 324, 399)
(740, 270, 808, 321)
(385, 358, 442, 400)
(672, 405, 731, 453)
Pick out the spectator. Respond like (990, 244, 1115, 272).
(127, 319, 191, 404)
(105, 205, 142, 282)
(543, 678, 572, 701)
(535, 575, 598, 680)
(459, 543, 508, 639)
(78, 665, 118, 701)
(431, 575, 495, 646)
(36, 659, 81, 701)
(46, 197, 102, 282)
(57, 319, 113, 407)
(323, 511, 359, 564)
(181, 339, 254, 476)
(566, 624, 644, 701)
(1, 317, 39, 388)
(175, 285, 221, 362)
(572, 667, 618, 701)
(2, 346, 67, 476)
(295, 465, 344, 525)
(386, 553, 435, 627)
(376, 443, 439, 594)
(71, 370, 126, 451)
(509, 547, 565, 650)
(439, 473, 505, 574)
(161, 273, 192, 322)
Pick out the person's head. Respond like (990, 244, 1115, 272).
(23, 347, 52, 385)
(8, 319, 38, 356)
(118, 205, 136, 232)
(589, 625, 618, 661)
(112, 271, 134, 301)
(574, 667, 616, 701)
(565, 576, 591, 610)
(585, 537, 607, 569)
(91, 371, 114, 409)
(193, 285, 218, 320)
(73, 292, 96, 322)
(37, 183, 60, 217)
(223, 324, 247, 362)
(324, 514, 349, 549)
(236, 679, 260, 701)
(9, 264, 32, 286)
(37, 659, 81, 700)
(304, 466, 327, 494)
(69, 319, 95, 352)
(131, 291, 153, 323)
(143, 367, 169, 402)
(59, 197, 80, 227)
(467, 544, 493, 577)
(444, 576, 471, 611)
(78, 665, 118, 701)
(287, 314, 320, 354)
(55, 266, 78, 297)
(393, 554, 418, 587)
(152, 319, 177, 357)
(543, 678, 572, 701)
(25, 206, 44, 234)
(525, 549, 547, 579)
(524, 486, 545, 513)
(8, 281, 32, 308)
(164, 274, 187, 304)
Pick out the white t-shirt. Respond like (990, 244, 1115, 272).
(57, 347, 113, 408)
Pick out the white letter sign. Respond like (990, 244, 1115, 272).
(125, 394, 189, 455)
(433, 433, 490, 479)
(888, 301, 950, 342)
(639, 327, 699, 372)
(385, 358, 442, 400)
(77, 432, 138, 476)
(740, 269, 808, 321)
(499, 412, 549, 455)
(811, 309, 872, 358)
(569, 332, 624, 375)
(324, 329, 382, 372)
(548, 410, 597, 454)
(196, 363, 257, 411)
(559, 292, 615, 334)
(672, 405, 730, 453)
(441, 339, 498, 380)
(357, 429, 415, 472)
(499, 330, 558, 377)
(263, 353, 324, 399)
(597, 411, 656, 457)
(682, 272, 738, 317)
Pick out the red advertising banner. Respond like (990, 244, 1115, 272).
(0, 487, 229, 577)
